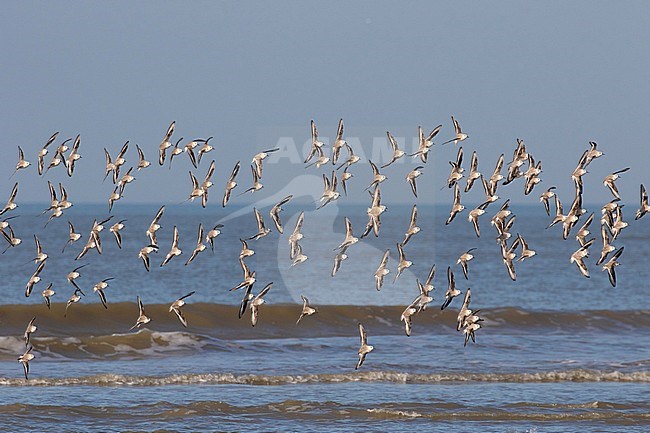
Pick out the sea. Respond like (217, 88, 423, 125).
(0, 201, 648, 432)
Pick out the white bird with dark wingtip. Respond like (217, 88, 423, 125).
(307, 144, 331, 169)
(571, 150, 588, 190)
(64, 288, 84, 317)
(381, 131, 405, 169)
(355, 323, 374, 369)
(296, 295, 318, 325)
(1, 224, 22, 253)
(635, 184, 649, 220)
(465, 150, 481, 193)
(25, 261, 46, 298)
(169, 291, 195, 327)
(341, 167, 353, 196)
(32, 234, 48, 264)
(145, 205, 165, 247)
(317, 171, 340, 209)
(523, 156, 543, 196)
(374, 249, 390, 291)
(45, 137, 71, 174)
(185, 171, 205, 202)
(239, 165, 264, 196)
(108, 186, 121, 213)
(410, 124, 442, 163)
(183, 139, 200, 169)
(607, 206, 628, 241)
(168, 137, 185, 170)
(129, 296, 151, 331)
(575, 213, 594, 247)
(38, 131, 59, 175)
(539, 186, 557, 216)
(468, 201, 489, 238)
(291, 244, 309, 268)
(596, 224, 616, 266)
(411, 284, 434, 317)
(12, 146, 30, 177)
(457, 248, 476, 280)
(18, 346, 34, 381)
(222, 161, 241, 208)
(93, 278, 115, 309)
(456, 288, 473, 331)
(136, 144, 150, 170)
(364, 161, 387, 191)
(570, 238, 594, 278)
(445, 183, 464, 225)
(441, 267, 461, 310)
(401, 205, 420, 246)
(360, 185, 386, 239)
(504, 139, 528, 186)
(336, 217, 358, 250)
(406, 166, 423, 198)
(42, 283, 55, 309)
(0, 182, 18, 216)
(24, 317, 37, 346)
(414, 265, 436, 312)
(400, 302, 418, 337)
(65, 135, 82, 177)
(602, 246, 624, 288)
(270, 195, 293, 234)
(336, 142, 360, 171)
(42, 181, 59, 215)
(331, 246, 348, 276)
(239, 238, 255, 260)
(463, 321, 482, 347)
(206, 223, 224, 253)
(516, 234, 536, 262)
(546, 195, 565, 229)
(109, 220, 126, 249)
(58, 183, 73, 210)
(252, 147, 280, 179)
(250, 282, 272, 327)
(500, 237, 519, 281)
(117, 167, 135, 194)
(113, 141, 129, 173)
(583, 140, 604, 166)
(185, 224, 207, 266)
(103, 146, 118, 184)
(288, 212, 304, 260)
(0, 215, 17, 231)
(159, 121, 176, 166)
(304, 120, 325, 164)
(231, 258, 256, 292)
(138, 244, 159, 272)
(442, 115, 469, 145)
(248, 208, 271, 241)
(603, 168, 630, 200)
(488, 153, 505, 191)
(331, 118, 347, 166)
(67, 263, 88, 291)
(446, 146, 464, 188)
(83, 217, 111, 259)
(495, 214, 516, 244)
(160, 226, 182, 267)
(393, 242, 412, 283)
(196, 137, 214, 166)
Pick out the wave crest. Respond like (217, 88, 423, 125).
(0, 369, 648, 387)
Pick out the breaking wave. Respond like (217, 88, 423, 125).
(0, 369, 648, 387)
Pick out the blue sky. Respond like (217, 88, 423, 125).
(1, 1, 648, 206)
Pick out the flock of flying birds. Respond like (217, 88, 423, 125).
(3, 116, 649, 378)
